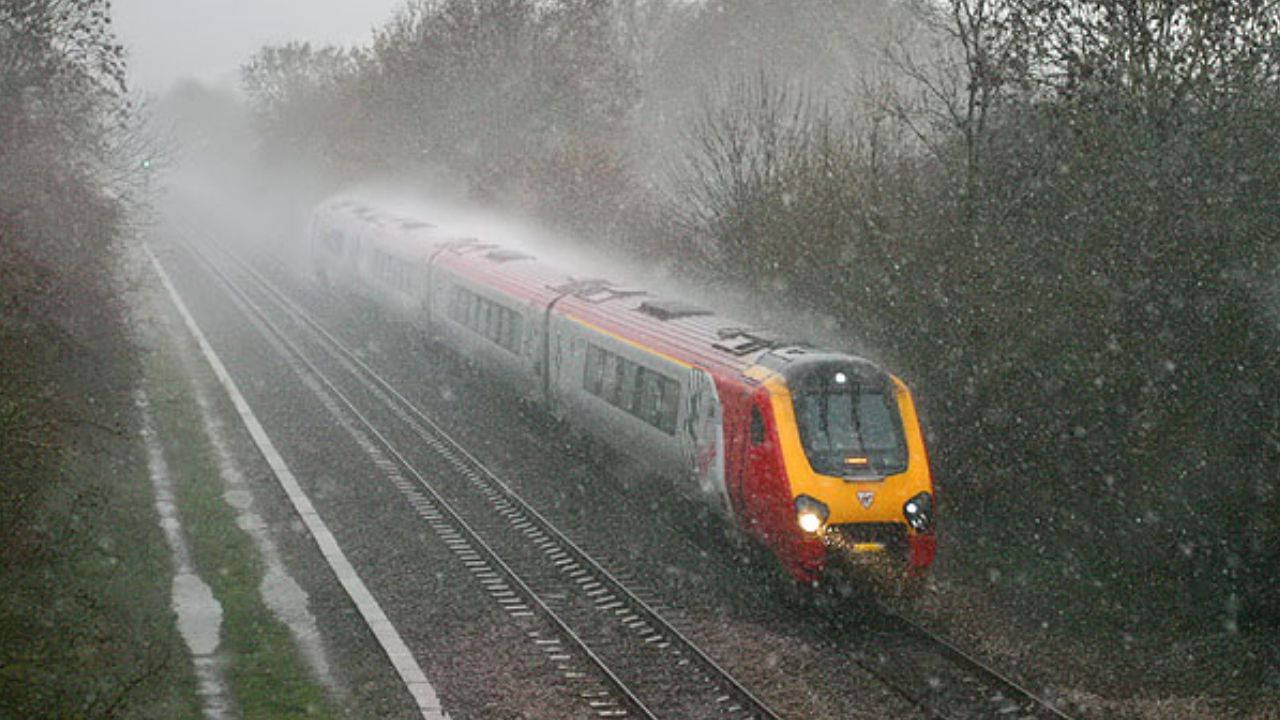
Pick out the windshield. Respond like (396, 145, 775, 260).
(792, 381, 907, 478)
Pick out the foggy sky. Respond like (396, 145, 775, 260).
(113, 0, 406, 94)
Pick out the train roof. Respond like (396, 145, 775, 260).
(322, 199, 881, 384)
(322, 197, 439, 233)
(432, 238, 814, 380)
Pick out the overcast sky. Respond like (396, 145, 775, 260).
(114, 0, 406, 94)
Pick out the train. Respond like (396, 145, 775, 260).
(308, 196, 937, 586)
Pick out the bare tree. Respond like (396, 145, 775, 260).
(876, 0, 1027, 192)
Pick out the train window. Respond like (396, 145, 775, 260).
(612, 359, 629, 407)
(503, 308, 520, 352)
(600, 353, 620, 403)
(657, 379, 680, 434)
(452, 287, 465, 322)
(625, 366, 645, 414)
(792, 383, 907, 476)
(582, 343, 679, 435)
(584, 346, 603, 393)
(447, 286, 522, 354)
(638, 370, 661, 425)
(751, 407, 766, 445)
(510, 311, 524, 353)
(617, 362, 639, 412)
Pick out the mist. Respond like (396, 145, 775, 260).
(114, 0, 404, 93)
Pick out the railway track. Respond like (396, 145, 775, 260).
(880, 605, 1078, 720)
(175, 234, 788, 719)
(812, 596, 1081, 720)
(165, 228, 1080, 720)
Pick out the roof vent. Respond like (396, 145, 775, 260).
(550, 278, 646, 303)
(580, 287, 646, 303)
(712, 329, 777, 356)
(485, 249, 535, 263)
(637, 300, 712, 321)
(550, 277, 611, 294)
(445, 239, 494, 254)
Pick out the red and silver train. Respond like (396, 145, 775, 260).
(309, 197, 937, 585)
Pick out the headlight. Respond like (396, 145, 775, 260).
(794, 495, 830, 534)
(903, 492, 934, 533)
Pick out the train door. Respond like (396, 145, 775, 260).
(543, 299, 577, 415)
(547, 329, 566, 412)
(684, 369, 731, 518)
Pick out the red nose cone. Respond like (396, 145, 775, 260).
(909, 533, 937, 570)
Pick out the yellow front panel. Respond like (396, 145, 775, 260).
(764, 375, 933, 528)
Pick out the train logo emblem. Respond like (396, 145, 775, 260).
(857, 491, 875, 509)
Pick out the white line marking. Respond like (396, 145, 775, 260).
(145, 244, 447, 719)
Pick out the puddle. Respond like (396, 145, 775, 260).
(137, 390, 236, 720)
(172, 573, 222, 656)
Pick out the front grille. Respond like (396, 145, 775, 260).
(825, 522, 908, 558)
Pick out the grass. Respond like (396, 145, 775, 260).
(140, 300, 340, 719)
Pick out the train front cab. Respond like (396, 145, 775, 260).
(743, 353, 936, 586)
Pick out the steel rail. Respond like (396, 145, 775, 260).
(876, 602, 1080, 720)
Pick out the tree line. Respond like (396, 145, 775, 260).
(238, 0, 1280, 638)
(1, 1, 178, 715)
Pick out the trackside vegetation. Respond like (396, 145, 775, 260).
(1, 1, 339, 716)
(0, 0, 194, 715)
